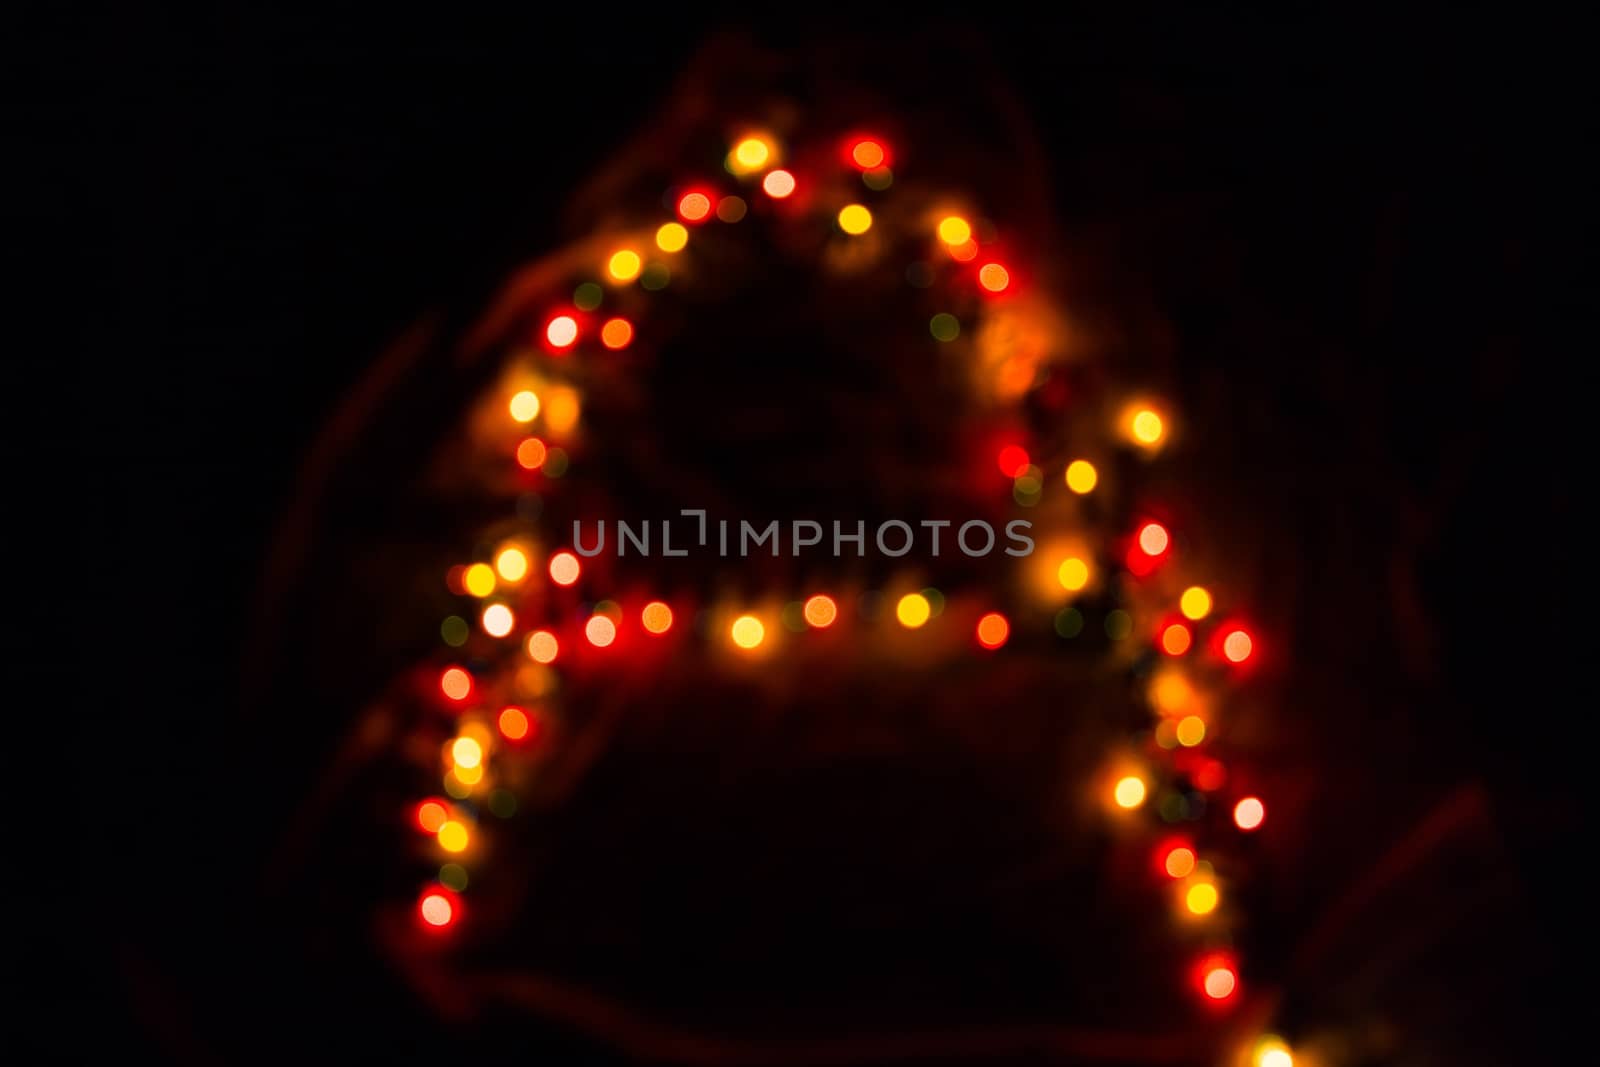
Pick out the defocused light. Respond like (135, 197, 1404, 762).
(862, 166, 893, 190)
(419, 889, 455, 929)
(803, 595, 837, 628)
(1139, 522, 1171, 555)
(1203, 964, 1237, 1000)
(1234, 796, 1266, 830)
(849, 139, 886, 169)
(978, 262, 1010, 292)
(1162, 623, 1193, 656)
(543, 387, 581, 436)
(601, 317, 634, 349)
(1223, 629, 1254, 663)
(976, 612, 1010, 649)
(545, 315, 578, 348)
(731, 136, 771, 172)
(677, 191, 712, 222)
(1254, 1038, 1294, 1067)
(463, 563, 495, 597)
(1177, 715, 1207, 747)
(655, 222, 688, 253)
(495, 547, 528, 582)
(838, 204, 873, 234)
(1105, 610, 1133, 639)
(509, 389, 541, 423)
(607, 249, 642, 282)
(949, 238, 978, 261)
(929, 313, 960, 341)
(1114, 775, 1147, 809)
(717, 196, 747, 222)
(437, 820, 469, 853)
(1151, 669, 1194, 713)
(526, 630, 558, 663)
(996, 445, 1030, 477)
(573, 281, 602, 310)
(896, 593, 931, 629)
(453, 761, 484, 786)
(1065, 460, 1098, 493)
(439, 668, 471, 702)
(451, 736, 483, 769)
(1131, 408, 1165, 446)
(548, 551, 580, 586)
(937, 216, 972, 245)
(498, 706, 530, 741)
(1181, 586, 1213, 620)
(762, 169, 796, 198)
(731, 614, 765, 649)
(1057, 557, 1090, 592)
(516, 437, 547, 470)
(1195, 759, 1228, 792)
(585, 615, 616, 647)
(633, 601, 672, 635)
(481, 603, 515, 638)
(1164, 845, 1196, 878)
(1186, 882, 1219, 915)
(415, 800, 449, 833)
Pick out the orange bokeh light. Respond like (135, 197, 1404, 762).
(677, 191, 713, 222)
(641, 601, 674, 634)
(601, 317, 633, 349)
(439, 667, 471, 702)
(849, 138, 887, 169)
(515, 437, 547, 470)
(976, 612, 1010, 649)
(803, 594, 837, 628)
(997, 445, 1030, 478)
(415, 799, 449, 833)
(498, 706, 530, 740)
(978, 262, 1010, 292)
(1161, 623, 1193, 656)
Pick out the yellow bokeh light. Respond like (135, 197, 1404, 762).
(452, 762, 483, 786)
(462, 563, 496, 598)
(481, 603, 515, 638)
(437, 820, 469, 853)
(509, 389, 540, 423)
(895, 593, 931, 628)
(732, 136, 771, 172)
(937, 215, 972, 245)
(1131, 408, 1165, 445)
(838, 204, 873, 235)
(1113, 775, 1147, 809)
(1065, 460, 1098, 494)
(451, 736, 483, 769)
(655, 222, 688, 253)
(1176, 715, 1207, 747)
(1057, 557, 1090, 592)
(1185, 881, 1219, 915)
(1180, 586, 1213, 620)
(730, 614, 765, 649)
(607, 249, 642, 282)
(495, 546, 529, 583)
(1254, 1038, 1294, 1067)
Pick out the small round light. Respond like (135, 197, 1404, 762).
(600, 317, 634, 350)
(439, 668, 472, 702)
(978, 262, 1010, 292)
(585, 615, 616, 647)
(1164, 845, 1196, 879)
(1185, 882, 1219, 916)
(548, 551, 580, 586)
(730, 614, 765, 649)
(895, 593, 931, 629)
(1255, 1039, 1294, 1067)
(716, 195, 747, 222)
(1065, 460, 1098, 494)
(1234, 796, 1266, 831)
(509, 389, 541, 423)
(976, 612, 1010, 649)
(937, 216, 972, 245)
(1180, 586, 1213, 620)
(641, 601, 673, 634)
(1223, 629, 1254, 663)
(419, 890, 455, 928)
(1113, 775, 1147, 809)
(929, 313, 960, 341)
(996, 445, 1030, 478)
(732, 136, 771, 171)
(849, 139, 885, 169)
(437, 820, 469, 853)
(494, 547, 529, 582)
(545, 315, 578, 348)
(1057, 557, 1090, 592)
(1161, 623, 1193, 656)
(498, 706, 530, 741)
(462, 563, 496, 597)
(1176, 715, 1207, 747)
(1203, 965, 1237, 1000)
(526, 630, 558, 664)
(803, 595, 837, 628)
(1132, 408, 1165, 445)
(948, 238, 978, 262)
(515, 437, 547, 470)
(481, 603, 515, 638)
(762, 169, 796, 198)
(450, 736, 483, 769)
(838, 204, 873, 235)
(607, 249, 642, 282)
(415, 800, 449, 833)
(677, 191, 712, 222)
(655, 222, 688, 253)
(1138, 523, 1170, 556)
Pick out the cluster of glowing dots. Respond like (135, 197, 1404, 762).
(895, 592, 932, 629)
(548, 551, 581, 586)
(1234, 796, 1266, 831)
(730, 614, 765, 649)
(1113, 775, 1147, 809)
(585, 615, 616, 648)
(838, 204, 872, 235)
(545, 315, 578, 348)
(976, 612, 1010, 649)
(509, 390, 540, 423)
(803, 595, 837, 628)
(641, 601, 674, 634)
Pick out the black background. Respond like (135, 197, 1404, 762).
(26, 7, 1584, 1064)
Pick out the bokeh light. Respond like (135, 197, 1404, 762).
(1138, 522, 1171, 555)
(440, 615, 468, 647)
(600, 317, 633, 349)
(516, 437, 547, 470)
(494, 546, 528, 582)
(548, 551, 580, 586)
(1234, 796, 1266, 830)
(929, 313, 960, 341)
(481, 603, 514, 638)
(997, 444, 1030, 477)
(1114, 775, 1147, 809)
(418, 889, 455, 929)
(415, 800, 448, 833)
(1164, 845, 1196, 879)
(1203, 964, 1237, 1000)
(509, 389, 541, 423)
(1161, 622, 1193, 656)
(437, 820, 469, 853)
(1131, 407, 1165, 446)
(545, 315, 578, 348)
(730, 614, 765, 649)
(803, 595, 837, 628)
(607, 249, 642, 282)
(761, 169, 796, 198)
(655, 222, 688, 253)
(1185, 882, 1219, 915)
(849, 139, 886, 169)
(937, 215, 972, 245)
(526, 630, 558, 664)
(573, 281, 602, 310)
(1065, 460, 1098, 494)
(1176, 715, 1207, 747)
(497, 706, 530, 741)
(838, 204, 873, 234)
(1254, 1037, 1294, 1067)
(1057, 557, 1090, 592)
(976, 612, 1010, 649)
(1223, 628, 1254, 663)
(896, 593, 931, 629)
(463, 562, 496, 597)
(585, 615, 616, 647)
(978, 262, 1010, 292)
(716, 196, 747, 223)
(731, 136, 771, 172)
(677, 191, 712, 222)
(450, 736, 483, 769)
(641, 601, 673, 634)
(1180, 586, 1213, 620)
(439, 667, 472, 702)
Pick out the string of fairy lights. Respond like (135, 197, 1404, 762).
(397, 127, 1297, 1067)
